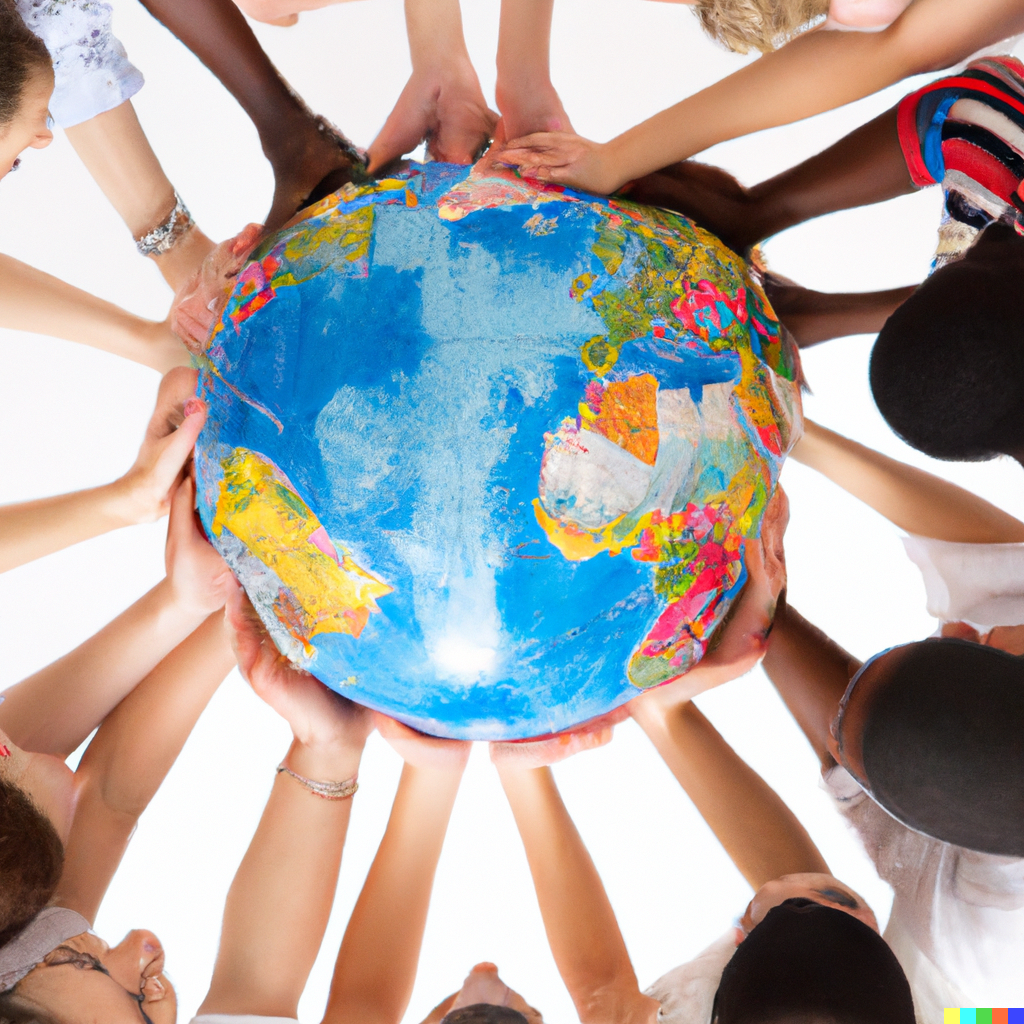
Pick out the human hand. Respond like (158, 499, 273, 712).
(629, 488, 790, 722)
(113, 367, 207, 526)
(489, 707, 628, 769)
(498, 132, 622, 195)
(368, 61, 497, 172)
(227, 589, 374, 757)
(493, 77, 573, 143)
(171, 224, 264, 353)
(136, 318, 191, 373)
(164, 475, 238, 616)
(373, 711, 471, 773)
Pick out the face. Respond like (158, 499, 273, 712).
(11, 930, 176, 1024)
(0, 65, 55, 179)
(421, 962, 544, 1024)
(0, 725, 76, 842)
(738, 873, 878, 939)
(827, 0, 913, 28)
(941, 620, 1024, 655)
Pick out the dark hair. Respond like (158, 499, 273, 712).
(0, 779, 64, 948)
(712, 899, 915, 1024)
(869, 227, 1024, 462)
(442, 1006, 530, 1024)
(853, 638, 1024, 856)
(0, 2, 51, 130)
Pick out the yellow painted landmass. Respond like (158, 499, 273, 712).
(211, 448, 391, 653)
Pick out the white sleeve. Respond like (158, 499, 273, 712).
(13, 0, 144, 128)
(902, 535, 1024, 631)
(644, 929, 739, 1024)
(189, 1016, 300, 1024)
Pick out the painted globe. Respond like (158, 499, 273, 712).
(194, 162, 801, 739)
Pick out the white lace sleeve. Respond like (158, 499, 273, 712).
(13, 0, 144, 128)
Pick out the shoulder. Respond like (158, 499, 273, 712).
(644, 930, 739, 1024)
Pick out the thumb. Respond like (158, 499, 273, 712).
(368, 91, 432, 173)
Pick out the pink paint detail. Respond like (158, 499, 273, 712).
(183, 398, 204, 418)
(308, 526, 341, 564)
(0, 745, 9, 758)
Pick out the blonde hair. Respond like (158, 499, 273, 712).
(693, 0, 830, 53)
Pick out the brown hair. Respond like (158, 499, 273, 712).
(0, 1, 51, 130)
(0, 779, 64, 948)
(693, 0, 830, 53)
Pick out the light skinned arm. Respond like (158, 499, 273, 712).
(495, 764, 659, 1024)
(793, 418, 1024, 543)
(367, 0, 496, 171)
(0, 253, 187, 371)
(53, 609, 235, 923)
(197, 591, 373, 1019)
(501, 0, 1024, 193)
(65, 101, 214, 292)
(321, 719, 470, 1024)
(629, 693, 829, 889)
(0, 476, 238, 757)
(0, 368, 204, 575)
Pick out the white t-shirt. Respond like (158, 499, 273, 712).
(14, 0, 144, 127)
(823, 765, 1024, 1017)
(643, 930, 738, 1024)
(190, 1016, 299, 1023)
(902, 535, 1024, 631)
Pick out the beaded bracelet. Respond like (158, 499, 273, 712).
(276, 763, 359, 800)
(134, 192, 195, 257)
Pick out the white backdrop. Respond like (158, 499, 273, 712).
(1, 3, 1022, 1020)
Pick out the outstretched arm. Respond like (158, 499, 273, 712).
(495, 763, 659, 1024)
(367, 0, 496, 172)
(197, 592, 373, 1019)
(0, 475, 237, 757)
(760, 598, 861, 768)
(65, 102, 214, 292)
(134, 0, 361, 231)
(0, 252, 187, 371)
(629, 691, 829, 890)
(322, 721, 469, 1024)
(501, 0, 1024, 193)
(0, 368, 203, 575)
(53, 608, 234, 923)
(793, 419, 1024, 543)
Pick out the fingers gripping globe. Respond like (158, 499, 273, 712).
(193, 161, 802, 740)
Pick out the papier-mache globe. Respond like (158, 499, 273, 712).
(193, 161, 802, 740)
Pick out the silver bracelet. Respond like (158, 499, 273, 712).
(276, 763, 359, 800)
(134, 192, 195, 257)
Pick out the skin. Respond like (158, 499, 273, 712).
(419, 962, 545, 1024)
(0, 65, 54, 179)
(0, 725, 75, 843)
(500, 0, 1024, 193)
(0, 368, 207, 575)
(739, 872, 878, 936)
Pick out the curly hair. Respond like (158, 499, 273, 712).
(0, 0, 51, 130)
(693, 0, 830, 53)
(0, 779, 65, 949)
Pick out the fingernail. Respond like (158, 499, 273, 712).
(184, 398, 204, 417)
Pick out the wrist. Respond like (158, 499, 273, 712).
(97, 478, 144, 531)
(285, 736, 364, 783)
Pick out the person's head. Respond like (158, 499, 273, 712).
(691, 0, 829, 53)
(0, 5, 53, 179)
(0, 726, 75, 945)
(715, 890, 915, 1023)
(421, 963, 543, 1024)
(0, 927, 176, 1024)
(832, 635, 1024, 855)
(870, 221, 1024, 465)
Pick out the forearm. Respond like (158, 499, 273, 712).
(630, 700, 828, 888)
(201, 734, 363, 1019)
(0, 483, 131, 576)
(405, 0, 470, 68)
(0, 253, 171, 369)
(0, 579, 211, 757)
(496, 0, 555, 85)
(497, 766, 651, 1024)
(792, 420, 1024, 541)
(54, 613, 232, 921)
(605, 0, 1024, 186)
(771, 285, 918, 347)
(760, 600, 861, 766)
(323, 763, 463, 1024)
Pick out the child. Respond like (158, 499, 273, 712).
(0, 473, 237, 959)
(500, 0, 1024, 196)
(0, 368, 206, 574)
